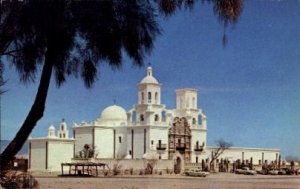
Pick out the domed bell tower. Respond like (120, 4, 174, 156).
(138, 67, 161, 105)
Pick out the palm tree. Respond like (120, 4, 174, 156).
(0, 0, 243, 171)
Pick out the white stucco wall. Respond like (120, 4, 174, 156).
(30, 141, 46, 171)
(115, 127, 128, 158)
(74, 127, 93, 155)
(47, 141, 74, 171)
(191, 129, 207, 163)
(132, 127, 145, 159)
(29, 139, 74, 172)
(149, 127, 169, 159)
(73, 159, 174, 172)
(206, 147, 280, 165)
(94, 128, 114, 158)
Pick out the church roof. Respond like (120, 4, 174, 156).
(98, 105, 127, 125)
(139, 66, 159, 85)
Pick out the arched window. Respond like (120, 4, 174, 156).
(155, 92, 158, 104)
(132, 111, 136, 122)
(196, 141, 199, 147)
(148, 92, 151, 103)
(192, 118, 196, 125)
(161, 111, 166, 122)
(140, 114, 144, 122)
(154, 114, 159, 122)
(61, 125, 65, 130)
(198, 114, 202, 125)
(141, 92, 144, 104)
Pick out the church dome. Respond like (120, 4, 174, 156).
(98, 105, 127, 126)
(49, 125, 55, 130)
(48, 125, 56, 138)
(140, 67, 159, 85)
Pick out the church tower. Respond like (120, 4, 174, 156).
(127, 66, 169, 160)
(138, 66, 161, 105)
(132, 66, 165, 125)
(176, 89, 198, 110)
(58, 119, 69, 139)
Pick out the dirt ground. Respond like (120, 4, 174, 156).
(35, 173, 300, 189)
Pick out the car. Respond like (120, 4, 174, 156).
(278, 169, 286, 175)
(235, 169, 246, 174)
(185, 169, 209, 177)
(256, 169, 267, 175)
(242, 167, 256, 175)
(235, 167, 256, 175)
(268, 170, 279, 175)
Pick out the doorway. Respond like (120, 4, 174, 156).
(174, 157, 181, 174)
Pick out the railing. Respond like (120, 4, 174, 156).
(156, 144, 167, 150)
(176, 143, 186, 149)
(194, 145, 204, 152)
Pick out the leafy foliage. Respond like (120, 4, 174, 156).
(0, 0, 162, 88)
(78, 144, 96, 158)
(1, 0, 243, 87)
(0, 170, 39, 189)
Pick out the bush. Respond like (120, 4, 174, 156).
(0, 170, 39, 189)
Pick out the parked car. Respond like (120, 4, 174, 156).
(235, 167, 256, 175)
(185, 169, 209, 177)
(268, 170, 279, 175)
(256, 169, 268, 175)
(278, 169, 286, 175)
(235, 169, 246, 174)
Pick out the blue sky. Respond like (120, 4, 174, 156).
(2, 1, 300, 158)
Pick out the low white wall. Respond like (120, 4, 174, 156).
(206, 147, 280, 165)
(72, 158, 174, 172)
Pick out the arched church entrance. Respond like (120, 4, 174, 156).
(168, 117, 192, 163)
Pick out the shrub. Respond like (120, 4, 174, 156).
(0, 170, 39, 189)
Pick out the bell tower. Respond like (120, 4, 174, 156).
(176, 89, 198, 110)
(58, 118, 69, 139)
(138, 66, 161, 105)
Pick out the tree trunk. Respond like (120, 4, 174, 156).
(0, 56, 53, 171)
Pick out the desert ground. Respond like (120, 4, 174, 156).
(35, 173, 300, 189)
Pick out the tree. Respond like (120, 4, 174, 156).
(0, 0, 243, 171)
(143, 153, 159, 175)
(0, 61, 6, 94)
(78, 144, 96, 159)
(209, 139, 232, 171)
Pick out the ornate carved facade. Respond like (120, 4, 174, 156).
(168, 117, 192, 162)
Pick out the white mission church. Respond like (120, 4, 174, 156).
(29, 66, 280, 172)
